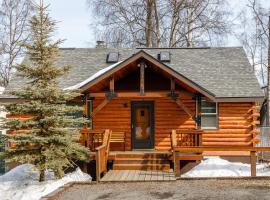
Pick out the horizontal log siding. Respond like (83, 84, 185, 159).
(92, 99, 259, 151)
(6, 100, 259, 151)
(202, 102, 258, 147)
(92, 95, 195, 151)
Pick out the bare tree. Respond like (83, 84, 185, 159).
(0, 0, 32, 87)
(88, 0, 232, 48)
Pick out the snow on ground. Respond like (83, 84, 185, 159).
(182, 156, 270, 177)
(0, 164, 91, 200)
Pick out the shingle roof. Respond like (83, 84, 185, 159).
(2, 47, 263, 99)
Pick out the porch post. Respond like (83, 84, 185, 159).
(139, 61, 145, 96)
(250, 151, 257, 177)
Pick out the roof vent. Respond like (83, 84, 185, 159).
(158, 51, 171, 62)
(106, 52, 119, 63)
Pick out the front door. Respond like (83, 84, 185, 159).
(131, 101, 154, 149)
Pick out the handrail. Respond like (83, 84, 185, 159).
(173, 146, 270, 152)
(95, 129, 112, 182)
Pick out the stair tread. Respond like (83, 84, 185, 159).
(113, 163, 170, 166)
(115, 158, 167, 160)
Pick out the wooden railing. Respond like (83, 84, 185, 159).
(171, 129, 203, 148)
(171, 129, 202, 177)
(95, 129, 112, 182)
(80, 129, 104, 151)
(171, 129, 270, 177)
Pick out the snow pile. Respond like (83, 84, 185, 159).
(182, 156, 270, 177)
(0, 164, 91, 200)
(64, 61, 122, 90)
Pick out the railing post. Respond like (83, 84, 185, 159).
(96, 149, 100, 182)
(173, 150, 180, 177)
(250, 151, 257, 177)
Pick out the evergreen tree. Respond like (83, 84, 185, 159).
(1, 0, 88, 182)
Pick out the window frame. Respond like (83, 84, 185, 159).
(199, 98, 218, 130)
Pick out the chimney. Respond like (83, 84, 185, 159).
(96, 41, 106, 48)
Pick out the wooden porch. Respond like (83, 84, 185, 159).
(101, 170, 176, 182)
(80, 129, 270, 182)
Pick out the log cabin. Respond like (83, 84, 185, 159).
(0, 46, 267, 179)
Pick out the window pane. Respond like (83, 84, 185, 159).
(201, 100, 216, 113)
(201, 115, 217, 128)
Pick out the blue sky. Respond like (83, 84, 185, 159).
(43, 0, 269, 48)
(44, 0, 95, 47)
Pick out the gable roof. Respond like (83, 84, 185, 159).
(2, 47, 264, 101)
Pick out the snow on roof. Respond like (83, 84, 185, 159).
(64, 61, 122, 91)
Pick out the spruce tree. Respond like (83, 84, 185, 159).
(2, 0, 88, 182)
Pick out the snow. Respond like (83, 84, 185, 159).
(0, 164, 91, 200)
(64, 61, 122, 90)
(182, 156, 270, 177)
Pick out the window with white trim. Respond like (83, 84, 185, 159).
(201, 99, 218, 129)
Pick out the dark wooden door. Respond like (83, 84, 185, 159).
(131, 101, 154, 149)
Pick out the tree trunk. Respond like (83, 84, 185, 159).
(186, 0, 194, 47)
(153, 0, 160, 48)
(39, 156, 46, 182)
(146, 0, 153, 47)
(267, 16, 270, 126)
(169, 0, 180, 47)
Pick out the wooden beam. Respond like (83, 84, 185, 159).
(175, 99, 194, 119)
(173, 151, 180, 177)
(109, 76, 114, 93)
(171, 78, 175, 93)
(173, 146, 270, 153)
(90, 91, 192, 98)
(91, 92, 166, 98)
(139, 62, 145, 96)
(90, 99, 110, 118)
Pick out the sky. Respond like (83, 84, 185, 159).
(43, 0, 95, 47)
(42, 0, 270, 48)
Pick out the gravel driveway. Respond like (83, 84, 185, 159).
(57, 179, 270, 200)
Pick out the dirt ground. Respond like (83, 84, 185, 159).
(56, 179, 270, 200)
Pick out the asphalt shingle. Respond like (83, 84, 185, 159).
(3, 47, 263, 99)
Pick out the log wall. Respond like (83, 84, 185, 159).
(92, 96, 259, 151)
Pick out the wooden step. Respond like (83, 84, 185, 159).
(115, 153, 169, 159)
(113, 164, 170, 171)
(114, 158, 170, 165)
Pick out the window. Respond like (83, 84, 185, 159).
(200, 99, 218, 129)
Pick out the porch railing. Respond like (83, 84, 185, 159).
(80, 129, 104, 152)
(96, 129, 112, 182)
(171, 129, 203, 149)
(80, 128, 112, 181)
(171, 129, 203, 177)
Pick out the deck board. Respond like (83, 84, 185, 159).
(101, 170, 176, 182)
